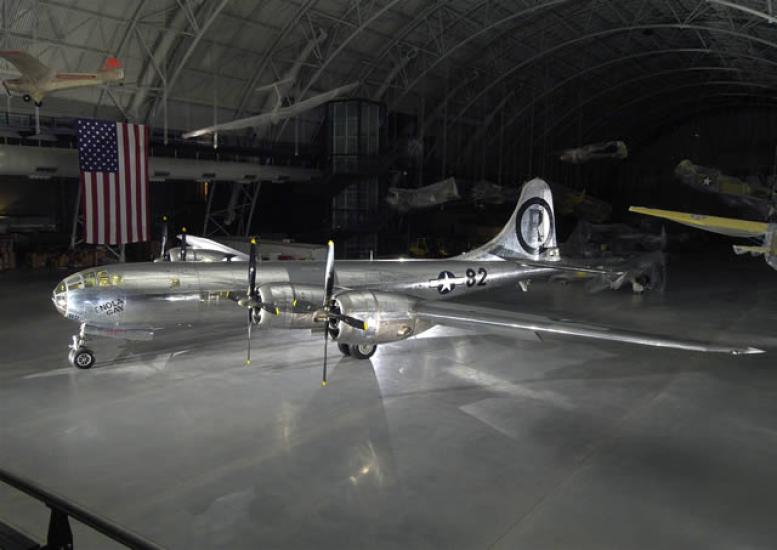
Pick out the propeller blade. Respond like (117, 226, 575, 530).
(248, 237, 257, 296)
(180, 227, 188, 262)
(245, 237, 257, 365)
(323, 240, 335, 304)
(329, 311, 367, 331)
(159, 215, 168, 261)
(321, 240, 335, 386)
(246, 309, 253, 365)
(322, 321, 329, 386)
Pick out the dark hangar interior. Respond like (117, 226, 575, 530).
(1, 1, 776, 549)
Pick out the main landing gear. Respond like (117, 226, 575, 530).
(337, 343, 377, 360)
(68, 323, 95, 369)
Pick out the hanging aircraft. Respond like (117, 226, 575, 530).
(629, 206, 777, 272)
(0, 51, 124, 106)
(51, 179, 763, 381)
(181, 81, 360, 142)
(674, 159, 773, 218)
(558, 140, 628, 164)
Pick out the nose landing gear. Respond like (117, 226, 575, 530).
(68, 323, 95, 369)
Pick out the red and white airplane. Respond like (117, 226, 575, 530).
(0, 50, 124, 106)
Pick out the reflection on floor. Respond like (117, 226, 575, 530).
(1, 255, 776, 549)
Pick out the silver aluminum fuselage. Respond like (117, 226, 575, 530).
(53, 259, 556, 333)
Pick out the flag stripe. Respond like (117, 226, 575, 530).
(127, 123, 138, 243)
(96, 174, 105, 244)
(118, 123, 129, 244)
(109, 172, 117, 244)
(140, 125, 149, 241)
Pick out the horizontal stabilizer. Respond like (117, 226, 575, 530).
(629, 206, 768, 238)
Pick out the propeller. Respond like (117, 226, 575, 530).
(242, 237, 259, 364)
(319, 240, 367, 387)
(159, 215, 169, 261)
(321, 240, 335, 386)
(180, 227, 188, 262)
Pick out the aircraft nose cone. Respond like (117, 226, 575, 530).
(52, 281, 68, 317)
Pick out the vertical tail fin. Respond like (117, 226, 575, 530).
(98, 56, 124, 82)
(459, 178, 560, 261)
(100, 56, 122, 72)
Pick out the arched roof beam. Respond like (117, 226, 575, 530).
(447, 23, 777, 130)
(273, 0, 404, 141)
(232, 0, 318, 118)
(144, 0, 230, 123)
(593, 93, 777, 147)
(537, 68, 777, 142)
(574, 81, 777, 142)
(483, 47, 777, 148)
(357, 0, 452, 86)
(127, 6, 192, 118)
(390, 0, 572, 110)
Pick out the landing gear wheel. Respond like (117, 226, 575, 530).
(349, 344, 377, 360)
(70, 348, 95, 369)
(22, 94, 31, 102)
(337, 343, 351, 356)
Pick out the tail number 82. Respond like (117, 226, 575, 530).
(465, 267, 487, 287)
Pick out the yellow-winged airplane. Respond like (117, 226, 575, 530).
(629, 207, 777, 271)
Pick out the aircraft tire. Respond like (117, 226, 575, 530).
(71, 347, 95, 369)
(349, 344, 376, 360)
(22, 94, 31, 102)
(337, 343, 351, 356)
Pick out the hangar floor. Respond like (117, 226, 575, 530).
(1, 255, 776, 549)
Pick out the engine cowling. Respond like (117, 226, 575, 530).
(331, 290, 422, 345)
(256, 283, 324, 329)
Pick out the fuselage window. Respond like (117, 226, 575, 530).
(97, 271, 111, 287)
(66, 276, 82, 290)
(83, 272, 96, 288)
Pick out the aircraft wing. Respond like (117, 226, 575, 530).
(178, 235, 249, 260)
(0, 50, 53, 81)
(414, 300, 762, 355)
(629, 207, 768, 238)
(182, 81, 360, 139)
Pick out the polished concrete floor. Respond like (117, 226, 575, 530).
(1, 255, 776, 549)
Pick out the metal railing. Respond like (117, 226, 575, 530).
(0, 467, 165, 550)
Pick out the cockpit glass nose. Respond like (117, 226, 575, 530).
(52, 280, 68, 315)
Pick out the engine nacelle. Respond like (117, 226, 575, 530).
(256, 283, 324, 329)
(331, 290, 422, 345)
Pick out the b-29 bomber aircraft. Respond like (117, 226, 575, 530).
(52, 179, 763, 382)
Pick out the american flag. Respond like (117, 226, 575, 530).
(76, 119, 150, 245)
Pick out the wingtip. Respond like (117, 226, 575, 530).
(736, 346, 766, 355)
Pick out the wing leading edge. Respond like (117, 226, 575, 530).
(629, 206, 768, 238)
(414, 300, 763, 355)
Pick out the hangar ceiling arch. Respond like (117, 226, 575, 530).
(441, 22, 777, 147)
(2, 0, 777, 173)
